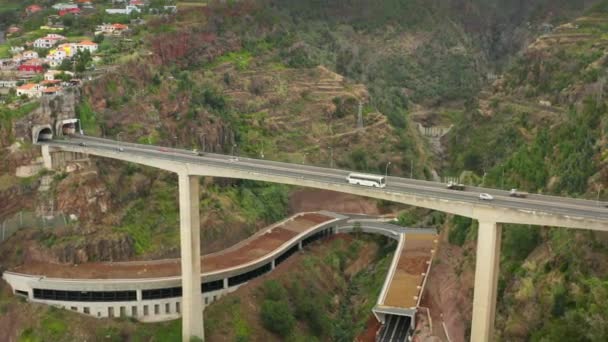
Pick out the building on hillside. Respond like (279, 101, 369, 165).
(16, 83, 42, 98)
(7, 26, 21, 35)
(33, 34, 66, 49)
(46, 49, 68, 67)
(59, 8, 81, 16)
(10, 46, 24, 54)
(18, 59, 45, 73)
(22, 51, 39, 60)
(44, 70, 74, 81)
(0, 59, 17, 70)
(52, 3, 78, 11)
(42, 85, 63, 96)
(130, 0, 145, 6)
(0, 79, 17, 88)
(26, 5, 43, 15)
(106, 5, 141, 15)
(95, 23, 129, 36)
(74, 40, 98, 53)
(40, 25, 65, 31)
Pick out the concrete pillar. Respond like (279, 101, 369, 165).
(471, 221, 502, 342)
(298, 241, 303, 250)
(41, 145, 53, 169)
(178, 174, 203, 342)
(223, 278, 228, 289)
(271, 259, 276, 270)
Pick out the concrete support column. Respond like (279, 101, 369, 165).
(271, 259, 276, 270)
(178, 174, 203, 342)
(223, 278, 228, 289)
(471, 221, 502, 342)
(298, 241, 303, 250)
(41, 145, 53, 169)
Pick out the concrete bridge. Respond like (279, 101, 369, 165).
(33, 131, 608, 342)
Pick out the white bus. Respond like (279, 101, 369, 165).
(346, 172, 386, 188)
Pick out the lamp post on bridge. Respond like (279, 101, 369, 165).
(598, 185, 603, 207)
(385, 161, 392, 178)
(117, 132, 124, 151)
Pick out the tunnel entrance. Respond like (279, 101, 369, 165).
(56, 118, 82, 137)
(32, 125, 54, 143)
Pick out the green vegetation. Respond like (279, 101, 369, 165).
(76, 100, 100, 136)
(261, 299, 295, 337)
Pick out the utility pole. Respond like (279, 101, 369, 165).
(410, 160, 413, 179)
(385, 161, 392, 178)
(357, 100, 363, 129)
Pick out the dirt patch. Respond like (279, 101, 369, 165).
(418, 232, 475, 342)
(289, 188, 383, 215)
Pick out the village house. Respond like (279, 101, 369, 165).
(18, 59, 45, 73)
(42, 86, 62, 96)
(22, 51, 39, 60)
(40, 25, 65, 32)
(0, 79, 17, 88)
(59, 8, 81, 16)
(52, 3, 79, 11)
(10, 46, 24, 54)
(34, 34, 66, 49)
(7, 26, 21, 35)
(16, 83, 42, 98)
(44, 70, 74, 81)
(74, 40, 98, 53)
(0, 59, 17, 70)
(96, 23, 129, 36)
(106, 5, 141, 15)
(26, 5, 43, 15)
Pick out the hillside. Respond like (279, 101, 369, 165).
(1, 0, 608, 341)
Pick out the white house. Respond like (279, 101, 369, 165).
(16, 83, 42, 98)
(44, 70, 74, 81)
(74, 40, 98, 53)
(22, 51, 39, 60)
(106, 5, 141, 15)
(33, 34, 66, 49)
(52, 3, 78, 10)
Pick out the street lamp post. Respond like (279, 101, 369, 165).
(410, 160, 413, 179)
(231, 144, 237, 157)
(117, 132, 124, 151)
(385, 161, 392, 178)
(302, 152, 309, 165)
(598, 185, 603, 206)
(329, 146, 334, 168)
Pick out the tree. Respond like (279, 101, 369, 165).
(260, 300, 295, 337)
(74, 50, 92, 73)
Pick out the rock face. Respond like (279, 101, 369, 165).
(51, 233, 135, 263)
(55, 171, 111, 224)
(14, 88, 81, 143)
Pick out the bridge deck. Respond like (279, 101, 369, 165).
(382, 233, 437, 309)
(10, 213, 333, 279)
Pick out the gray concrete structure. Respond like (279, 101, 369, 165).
(36, 134, 608, 342)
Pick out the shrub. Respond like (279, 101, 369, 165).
(260, 300, 295, 337)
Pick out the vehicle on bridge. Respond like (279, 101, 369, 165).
(446, 181, 465, 190)
(479, 193, 494, 201)
(509, 188, 528, 198)
(347, 173, 386, 188)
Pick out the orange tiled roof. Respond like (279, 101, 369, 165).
(18, 83, 38, 90)
(79, 40, 97, 46)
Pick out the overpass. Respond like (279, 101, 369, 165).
(36, 133, 608, 341)
(4, 213, 437, 341)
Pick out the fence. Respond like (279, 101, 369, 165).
(0, 211, 69, 243)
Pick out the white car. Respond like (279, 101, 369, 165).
(479, 193, 494, 201)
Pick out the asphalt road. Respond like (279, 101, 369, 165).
(41, 135, 608, 222)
